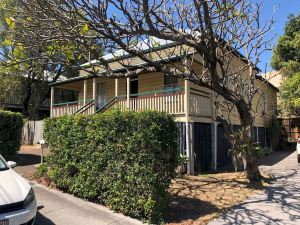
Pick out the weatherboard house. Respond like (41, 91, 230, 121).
(49, 38, 278, 174)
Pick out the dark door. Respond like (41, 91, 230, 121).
(130, 78, 138, 98)
(258, 127, 266, 147)
(194, 123, 212, 172)
(217, 125, 231, 168)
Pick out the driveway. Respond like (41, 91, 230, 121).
(209, 150, 300, 225)
(32, 183, 143, 225)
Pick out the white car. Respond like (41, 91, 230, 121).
(297, 137, 300, 163)
(0, 155, 37, 225)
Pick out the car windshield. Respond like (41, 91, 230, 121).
(0, 157, 8, 171)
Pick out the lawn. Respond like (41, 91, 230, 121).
(166, 172, 264, 225)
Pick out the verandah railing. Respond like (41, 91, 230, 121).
(117, 88, 185, 114)
(52, 88, 187, 117)
(52, 99, 94, 117)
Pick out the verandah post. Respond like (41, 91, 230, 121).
(115, 79, 119, 97)
(184, 79, 193, 175)
(50, 86, 54, 117)
(83, 79, 88, 106)
(92, 78, 96, 112)
(126, 77, 130, 109)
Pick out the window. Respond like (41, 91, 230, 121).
(164, 74, 178, 93)
(262, 93, 267, 114)
(55, 88, 79, 104)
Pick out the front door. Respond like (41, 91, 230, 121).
(97, 82, 106, 109)
(130, 78, 138, 98)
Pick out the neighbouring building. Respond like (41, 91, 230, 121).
(262, 71, 300, 141)
(1, 92, 50, 119)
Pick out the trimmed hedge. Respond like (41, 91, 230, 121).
(0, 110, 23, 157)
(43, 109, 179, 223)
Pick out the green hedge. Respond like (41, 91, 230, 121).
(44, 109, 179, 223)
(0, 110, 23, 157)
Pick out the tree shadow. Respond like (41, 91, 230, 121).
(165, 173, 264, 224)
(213, 169, 300, 225)
(258, 150, 295, 167)
(15, 153, 42, 166)
(165, 194, 219, 223)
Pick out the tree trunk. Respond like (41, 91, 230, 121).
(236, 100, 262, 181)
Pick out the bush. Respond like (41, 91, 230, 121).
(44, 109, 179, 223)
(34, 163, 49, 178)
(0, 110, 23, 157)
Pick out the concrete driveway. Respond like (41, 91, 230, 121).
(32, 183, 143, 225)
(209, 151, 300, 225)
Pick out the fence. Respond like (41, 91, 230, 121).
(22, 120, 44, 145)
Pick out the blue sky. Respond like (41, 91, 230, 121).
(259, 0, 300, 72)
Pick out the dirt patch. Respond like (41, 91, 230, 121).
(166, 172, 264, 225)
(22, 171, 36, 181)
(20, 144, 41, 151)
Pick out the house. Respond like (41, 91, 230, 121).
(1, 92, 50, 118)
(262, 71, 300, 141)
(49, 38, 278, 174)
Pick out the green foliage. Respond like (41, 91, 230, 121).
(0, 72, 21, 103)
(253, 145, 272, 158)
(0, 110, 23, 157)
(280, 72, 300, 112)
(271, 14, 300, 76)
(43, 109, 179, 223)
(229, 129, 272, 172)
(267, 117, 282, 151)
(34, 163, 49, 178)
(271, 14, 300, 114)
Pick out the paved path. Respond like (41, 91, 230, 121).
(209, 151, 300, 225)
(32, 183, 143, 225)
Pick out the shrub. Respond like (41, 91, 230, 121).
(0, 110, 23, 157)
(43, 109, 179, 223)
(34, 163, 49, 178)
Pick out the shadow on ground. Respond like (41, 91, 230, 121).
(258, 149, 295, 167)
(165, 195, 218, 223)
(15, 153, 42, 166)
(165, 172, 264, 224)
(211, 150, 300, 225)
(35, 211, 56, 225)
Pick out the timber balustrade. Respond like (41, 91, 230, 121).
(51, 87, 210, 117)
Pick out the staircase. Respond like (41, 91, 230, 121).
(95, 97, 118, 114)
(74, 100, 95, 115)
(74, 97, 118, 115)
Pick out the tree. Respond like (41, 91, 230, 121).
(271, 13, 300, 115)
(0, 0, 102, 118)
(280, 72, 300, 113)
(0, 71, 21, 105)
(14, 0, 274, 180)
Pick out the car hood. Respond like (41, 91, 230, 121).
(0, 169, 31, 206)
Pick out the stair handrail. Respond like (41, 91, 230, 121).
(74, 99, 95, 114)
(95, 97, 118, 114)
